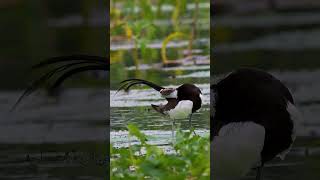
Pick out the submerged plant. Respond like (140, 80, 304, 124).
(161, 0, 204, 65)
(111, 124, 210, 179)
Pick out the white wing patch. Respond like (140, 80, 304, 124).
(277, 101, 303, 160)
(167, 100, 193, 119)
(212, 122, 265, 179)
(287, 101, 302, 141)
(199, 93, 204, 102)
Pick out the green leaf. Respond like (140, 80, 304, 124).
(127, 123, 147, 144)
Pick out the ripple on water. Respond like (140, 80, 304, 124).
(111, 130, 209, 154)
(177, 71, 210, 78)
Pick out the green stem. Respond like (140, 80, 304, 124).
(188, 0, 199, 60)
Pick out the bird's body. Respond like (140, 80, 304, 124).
(211, 68, 301, 179)
(166, 100, 193, 120)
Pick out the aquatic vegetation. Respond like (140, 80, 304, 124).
(161, 32, 188, 64)
(110, 0, 210, 69)
(111, 124, 210, 179)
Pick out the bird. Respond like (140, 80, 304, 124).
(11, 54, 109, 111)
(117, 79, 203, 138)
(211, 68, 302, 180)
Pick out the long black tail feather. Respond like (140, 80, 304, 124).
(51, 65, 107, 89)
(117, 79, 164, 93)
(11, 55, 109, 111)
(32, 55, 108, 69)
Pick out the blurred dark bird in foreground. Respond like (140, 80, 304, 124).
(11, 55, 109, 111)
(211, 68, 302, 180)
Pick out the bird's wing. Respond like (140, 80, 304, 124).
(151, 98, 178, 114)
(117, 79, 164, 93)
(11, 55, 109, 111)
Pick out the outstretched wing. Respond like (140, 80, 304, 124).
(11, 55, 109, 111)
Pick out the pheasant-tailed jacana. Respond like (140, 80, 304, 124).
(117, 79, 203, 138)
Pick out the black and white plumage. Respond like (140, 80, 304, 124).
(12, 55, 109, 110)
(211, 68, 301, 180)
(117, 79, 203, 126)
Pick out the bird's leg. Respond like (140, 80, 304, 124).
(256, 165, 263, 180)
(171, 119, 176, 144)
(188, 114, 192, 130)
(189, 114, 197, 135)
